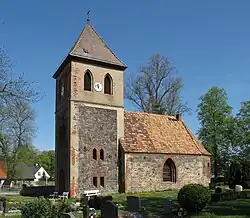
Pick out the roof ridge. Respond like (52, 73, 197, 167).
(69, 25, 88, 55)
(124, 110, 177, 120)
(88, 24, 127, 67)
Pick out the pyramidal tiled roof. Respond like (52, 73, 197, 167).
(53, 23, 126, 78)
(69, 24, 126, 67)
(120, 111, 211, 156)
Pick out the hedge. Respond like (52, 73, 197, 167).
(211, 190, 250, 202)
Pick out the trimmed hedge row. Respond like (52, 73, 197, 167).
(20, 186, 55, 197)
(211, 190, 250, 202)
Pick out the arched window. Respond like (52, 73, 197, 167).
(100, 149, 104, 161)
(84, 70, 92, 91)
(104, 74, 112, 94)
(163, 158, 176, 182)
(93, 148, 97, 160)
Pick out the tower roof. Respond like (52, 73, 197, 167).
(53, 24, 127, 79)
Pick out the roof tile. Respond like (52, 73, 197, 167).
(120, 111, 211, 156)
(69, 24, 126, 68)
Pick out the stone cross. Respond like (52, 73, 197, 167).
(127, 196, 141, 212)
(101, 200, 118, 218)
(163, 199, 172, 214)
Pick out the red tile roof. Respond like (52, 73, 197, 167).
(120, 111, 211, 156)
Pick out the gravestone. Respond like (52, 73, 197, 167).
(101, 200, 118, 218)
(60, 213, 76, 218)
(83, 205, 90, 218)
(0, 201, 3, 211)
(127, 196, 141, 212)
(163, 199, 172, 214)
(3, 200, 8, 214)
(235, 185, 243, 192)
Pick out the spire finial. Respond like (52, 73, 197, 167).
(87, 10, 90, 23)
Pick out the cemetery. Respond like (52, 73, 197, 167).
(0, 182, 250, 217)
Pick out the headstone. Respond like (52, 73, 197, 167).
(235, 185, 243, 192)
(3, 200, 8, 214)
(83, 205, 90, 218)
(127, 196, 141, 212)
(163, 199, 172, 214)
(0, 201, 3, 211)
(60, 213, 76, 218)
(101, 200, 118, 218)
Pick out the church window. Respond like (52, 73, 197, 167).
(163, 158, 176, 182)
(104, 74, 112, 94)
(100, 149, 104, 161)
(84, 70, 92, 91)
(100, 177, 104, 187)
(93, 148, 97, 160)
(93, 177, 97, 187)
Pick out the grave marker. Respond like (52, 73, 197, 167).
(101, 200, 118, 218)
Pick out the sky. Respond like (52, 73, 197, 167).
(0, 0, 250, 150)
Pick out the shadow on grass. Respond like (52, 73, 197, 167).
(206, 199, 250, 217)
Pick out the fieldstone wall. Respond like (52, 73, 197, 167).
(77, 105, 118, 194)
(125, 153, 210, 193)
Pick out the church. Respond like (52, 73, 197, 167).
(53, 22, 211, 197)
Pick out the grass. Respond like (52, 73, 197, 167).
(1, 191, 250, 217)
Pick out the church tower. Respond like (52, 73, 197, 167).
(53, 23, 127, 197)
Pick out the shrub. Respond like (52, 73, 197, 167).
(52, 199, 74, 216)
(178, 184, 210, 213)
(21, 197, 52, 218)
(21, 198, 74, 218)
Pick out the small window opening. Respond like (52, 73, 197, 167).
(93, 177, 97, 187)
(93, 148, 97, 160)
(104, 74, 112, 94)
(100, 177, 104, 187)
(84, 70, 92, 91)
(100, 149, 104, 161)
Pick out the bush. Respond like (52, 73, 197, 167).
(178, 184, 210, 213)
(21, 197, 74, 218)
(21, 197, 52, 218)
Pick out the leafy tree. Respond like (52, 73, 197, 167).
(197, 87, 232, 178)
(125, 53, 190, 115)
(36, 150, 55, 179)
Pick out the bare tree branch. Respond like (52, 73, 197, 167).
(125, 53, 191, 115)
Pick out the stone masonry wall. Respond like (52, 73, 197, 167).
(77, 105, 118, 194)
(125, 153, 210, 193)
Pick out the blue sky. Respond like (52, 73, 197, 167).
(0, 1, 249, 150)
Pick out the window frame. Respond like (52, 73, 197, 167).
(93, 177, 97, 187)
(104, 73, 113, 95)
(100, 177, 104, 187)
(84, 70, 92, 91)
(163, 158, 176, 183)
(93, 148, 97, 160)
(100, 149, 104, 161)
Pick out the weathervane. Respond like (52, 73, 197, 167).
(87, 10, 90, 23)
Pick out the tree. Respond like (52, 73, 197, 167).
(36, 150, 55, 180)
(0, 47, 40, 178)
(197, 87, 232, 178)
(125, 53, 190, 115)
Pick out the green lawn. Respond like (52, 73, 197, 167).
(1, 191, 250, 217)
